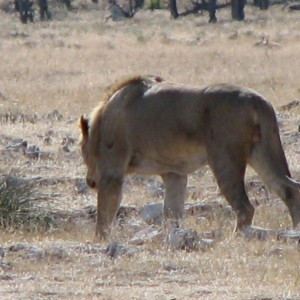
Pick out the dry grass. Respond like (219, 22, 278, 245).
(0, 3, 300, 300)
(1, 5, 300, 115)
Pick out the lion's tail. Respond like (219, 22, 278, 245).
(248, 95, 300, 228)
(281, 176, 300, 189)
(249, 97, 300, 193)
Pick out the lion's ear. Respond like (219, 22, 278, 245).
(79, 115, 89, 138)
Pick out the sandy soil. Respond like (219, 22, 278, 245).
(0, 3, 300, 299)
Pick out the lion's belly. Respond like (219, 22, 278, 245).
(129, 146, 208, 175)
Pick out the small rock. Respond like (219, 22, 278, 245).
(75, 178, 88, 194)
(202, 230, 222, 240)
(8, 243, 34, 252)
(163, 262, 178, 271)
(0, 262, 13, 272)
(117, 205, 137, 219)
(71, 243, 103, 254)
(146, 182, 164, 198)
(62, 145, 70, 152)
(134, 226, 162, 242)
(26, 249, 45, 261)
(38, 151, 54, 160)
(198, 238, 215, 250)
(25, 145, 40, 159)
(104, 242, 126, 258)
(8, 243, 47, 261)
(289, 4, 300, 10)
(45, 246, 68, 260)
(127, 220, 144, 232)
(46, 110, 63, 121)
(0, 175, 30, 189)
(6, 139, 27, 154)
(243, 227, 278, 241)
(61, 135, 76, 147)
(104, 241, 137, 258)
(277, 230, 300, 243)
(166, 228, 199, 251)
(109, 4, 126, 21)
(139, 203, 163, 225)
(128, 237, 145, 246)
(184, 203, 213, 216)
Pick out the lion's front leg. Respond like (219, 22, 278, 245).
(96, 174, 123, 238)
(161, 173, 187, 220)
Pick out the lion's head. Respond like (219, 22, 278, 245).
(79, 75, 163, 192)
(79, 115, 99, 190)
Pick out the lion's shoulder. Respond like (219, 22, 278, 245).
(104, 75, 164, 104)
(88, 75, 164, 132)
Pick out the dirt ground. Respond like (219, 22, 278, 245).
(0, 2, 300, 299)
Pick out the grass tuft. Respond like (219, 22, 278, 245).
(0, 176, 57, 232)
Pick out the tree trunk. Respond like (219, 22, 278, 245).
(208, 0, 217, 23)
(231, 0, 245, 21)
(259, 0, 269, 10)
(38, 0, 51, 21)
(168, 0, 178, 18)
(254, 0, 269, 10)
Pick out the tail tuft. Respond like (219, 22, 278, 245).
(282, 176, 300, 189)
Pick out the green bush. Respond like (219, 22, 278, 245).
(148, 0, 165, 10)
(0, 176, 57, 232)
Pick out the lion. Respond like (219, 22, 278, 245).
(79, 75, 300, 238)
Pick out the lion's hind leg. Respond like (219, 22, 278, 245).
(206, 144, 254, 232)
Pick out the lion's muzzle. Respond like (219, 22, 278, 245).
(86, 177, 96, 189)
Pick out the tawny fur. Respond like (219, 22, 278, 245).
(80, 75, 300, 238)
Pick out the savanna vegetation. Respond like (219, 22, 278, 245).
(0, 2, 300, 299)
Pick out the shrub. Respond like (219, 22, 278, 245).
(148, 0, 165, 10)
(0, 176, 57, 232)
